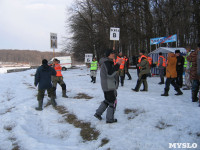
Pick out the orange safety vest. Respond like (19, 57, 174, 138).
(147, 57, 152, 66)
(54, 64, 62, 76)
(157, 56, 166, 67)
(116, 56, 126, 69)
(138, 55, 148, 69)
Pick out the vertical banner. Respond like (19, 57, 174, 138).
(50, 33, 57, 49)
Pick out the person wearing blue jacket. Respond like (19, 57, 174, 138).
(34, 59, 57, 110)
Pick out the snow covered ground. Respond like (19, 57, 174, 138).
(0, 66, 200, 150)
(0, 67, 30, 74)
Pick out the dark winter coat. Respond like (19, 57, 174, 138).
(176, 55, 184, 75)
(99, 57, 120, 92)
(166, 53, 177, 78)
(34, 64, 56, 90)
(187, 50, 200, 80)
(138, 57, 150, 79)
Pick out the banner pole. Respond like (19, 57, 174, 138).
(113, 40, 115, 50)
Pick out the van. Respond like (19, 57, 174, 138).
(49, 56, 72, 71)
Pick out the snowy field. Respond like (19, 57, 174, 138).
(0, 67, 30, 74)
(0, 66, 200, 150)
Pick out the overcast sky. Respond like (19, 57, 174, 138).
(0, 0, 74, 52)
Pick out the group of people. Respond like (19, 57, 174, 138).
(34, 44, 200, 123)
(94, 44, 200, 124)
(34, 58, 68, 111)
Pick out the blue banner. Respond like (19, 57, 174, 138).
(150, 34, 177, 45)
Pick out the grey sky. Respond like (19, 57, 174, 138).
(0, 0, 74, 52)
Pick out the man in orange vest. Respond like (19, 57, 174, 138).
(124, 55, 132, 80)
(115, 52, 127, 86)
(52, 59, 68, 98)
(157, 52, 166, 84)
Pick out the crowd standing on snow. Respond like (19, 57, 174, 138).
(34, 44, 200, 122)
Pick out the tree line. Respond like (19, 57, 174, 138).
(65, 0, 200, 61)
(0, 50, 66, 65)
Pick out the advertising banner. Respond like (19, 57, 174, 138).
(150, 34, 177, 45)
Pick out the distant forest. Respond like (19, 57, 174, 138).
(66, 0, 200, 60)
(0, 49, 68, 65)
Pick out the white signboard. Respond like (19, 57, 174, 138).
(110, 27, 120, 41)
(85, 53, 93, 63)
(50, 33, 57, 49)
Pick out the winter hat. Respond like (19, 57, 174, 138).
(105, 49, 115, 57)
(42, 59, 48, 65)
(175, 50, 180, 53)
(159, 52, 162, 55)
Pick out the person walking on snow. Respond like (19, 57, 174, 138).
(52, 59, 68, 98)
(132, 50, 150, 92)
(161, 53, 183, 96)
(90, 57, 98, 83)
(187, 44, 200, 103)
(175, 50, 185, 88)
(94, 49, 122, 123)
(183, 46, 192, 90)
(124, 55, 132, 80)
(157, 52, 166, 84)
(34, 59, 57, 110)
(115, 52, 127, 86)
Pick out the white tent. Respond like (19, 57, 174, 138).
(149, 47, 186, 55)
(149, 47, 186, 75)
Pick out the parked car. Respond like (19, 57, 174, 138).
(49, 56, 72, 71)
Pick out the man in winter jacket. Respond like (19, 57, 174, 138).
(183, 46, 191, 90)
(161, 53, 183, 96)
(90, 57, 98, 83)
(132, 51, 150, 92)
(115, 52, 127, 86)
(175, 50, 185, 88)
(187, 45, 200, 103)
(157, 52, 166, 84)
(94, 49, 122, 123)
(34, 59, 57, 110)
(124, 55, 132, 80)
(52, 59, 68, 98)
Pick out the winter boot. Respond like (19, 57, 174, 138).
(35, 100, 43, 111)
(132, 79, 142, 92)
(161, 89, 169, 96)
(192, 91, 198, 102)
(175, 88, 183, 95)
(94, 113, 102, 120)
(91, 76, 94, 82)
(106, 119, 117, 124)
(62, 90, 68, 98)
(93, 77, 96, 83)
(51, 97, 57, 107)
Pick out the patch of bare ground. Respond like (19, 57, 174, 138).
(56, 105, 99, 142)
(99, 138, 110, 147)
(155, 120, 173, 130)
(73, 93, 93, 100)
(124, 108, 145, 120)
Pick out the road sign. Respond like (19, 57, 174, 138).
(110, 27, 120, 41)
(85, 53, 93, 63)
(50, 33, 57, 49)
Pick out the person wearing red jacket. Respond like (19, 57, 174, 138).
(52, 59, 68, 98)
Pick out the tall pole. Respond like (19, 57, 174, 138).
(113, 40, 115, 50)
(53, 48, 55, 58)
